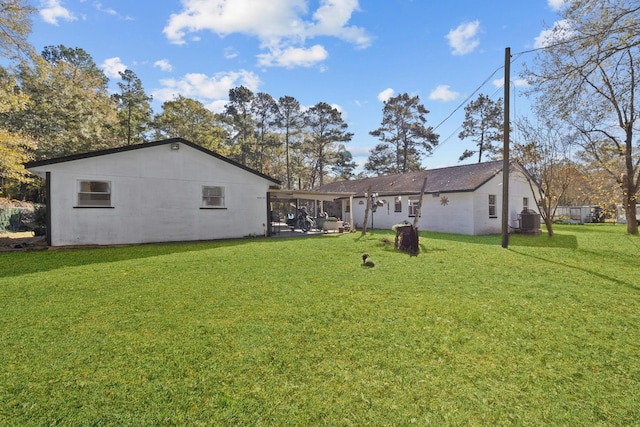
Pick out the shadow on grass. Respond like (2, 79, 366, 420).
(420, 231, 500, 246)
(508, 247, 639, 291)
(0, 237, 258, 278)
(509, 233, 578, 249)
(559, 223, 623, 233)
(420, 230, 578, 249)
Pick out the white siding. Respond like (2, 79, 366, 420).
(342, 168, 536, 235)
(30, 143, 273, 246)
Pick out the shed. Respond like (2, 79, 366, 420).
(25, 138, 281, 247)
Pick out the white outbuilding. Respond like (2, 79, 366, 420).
(25, 138, 281, 247)
(315, 160, 539, 235)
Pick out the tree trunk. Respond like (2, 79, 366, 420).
(361, 185, 372, 236)
(543, 216, 554, 237)
(625, 201, 638, 235)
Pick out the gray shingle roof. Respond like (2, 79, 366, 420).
(315, 160, 505, 197)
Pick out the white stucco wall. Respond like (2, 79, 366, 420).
(29, 143, 274, 246)
(342, 168, 536, 235)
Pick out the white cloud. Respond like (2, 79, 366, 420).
(204, 99, 230, 114)
(446, 20, 480, 56)
(39, 0, 77, 25)
(154, 59, 173, 72)
(429, 85, 460, 102)
(305, 0, 371, 48)
(257, 44, 328, 68)
(534, 19, 574, 49)
(101, 57, 127, 79)
(162, 0, 371, 68)
(377, 88, 394, 102)
(151, 69, 262, 112)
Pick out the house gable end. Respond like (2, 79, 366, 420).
(25, 138, 281, 185)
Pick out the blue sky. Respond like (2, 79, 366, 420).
(30, 0, 568, 170)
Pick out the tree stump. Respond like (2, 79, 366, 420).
(394, 224, 419, 256)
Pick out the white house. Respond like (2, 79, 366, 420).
(315, 161, 539, 235)
(25, 138, 281, 247)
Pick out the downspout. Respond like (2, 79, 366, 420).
(46, 171, 52, 247)
(349, 195, 354, 231)
(266, 191, 272, 237)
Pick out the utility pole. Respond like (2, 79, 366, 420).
(501, 47, 511, 249)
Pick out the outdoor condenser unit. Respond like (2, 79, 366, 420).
(519, 209, 541, 233)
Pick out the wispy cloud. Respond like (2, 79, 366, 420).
(547, 0, 569, 12)
(162, 0, 371, 68)
(94, 2, 116, 15)
(39, 0, 76, 25)
(446, 20, 480, 56)
(224, 47, 238, 59)
(429, 85, 460, 102)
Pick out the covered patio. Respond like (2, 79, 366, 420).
(267, 189, 354, 237)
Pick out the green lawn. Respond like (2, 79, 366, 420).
(1, 225, 639, 426)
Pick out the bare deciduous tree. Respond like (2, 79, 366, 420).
(524, 0, 640, 234)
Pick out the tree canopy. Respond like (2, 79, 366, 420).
(225, 85, 256, 166)
(112, 69, 153, 146)
(524, 0, 640, 234)
(153, 95, 226, 154)
(0, 0, 35, 59)
(366, 93, 439, 175)
(458, 93, 503, 163)
(304, 102, 353, 187)
(9, 46, 119, 159)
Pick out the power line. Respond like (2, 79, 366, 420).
(432, 64, 503, 133)
(428, 17, 639, 157)
(431, 51, 527, 155)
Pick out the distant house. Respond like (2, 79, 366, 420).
(555, 206, 604, 224)
(25, 138, 281, 247)
(315, 160, 539, 235)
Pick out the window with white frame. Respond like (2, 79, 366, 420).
(523, 197, 529, 211)
(345, 199, 350, 213)
(77, 180, 111, 207)
(489, 194, 497, 218)
(408, 198, 420, 217)
(202, 186, 225, 208)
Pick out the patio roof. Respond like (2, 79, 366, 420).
(268, 189, 354, 202)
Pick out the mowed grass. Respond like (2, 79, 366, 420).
(1, 225, 639, 426)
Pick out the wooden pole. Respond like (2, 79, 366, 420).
(413, 176, 428, 229)
(501, 47, 511, 249)
(361, 185, 372, 236)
